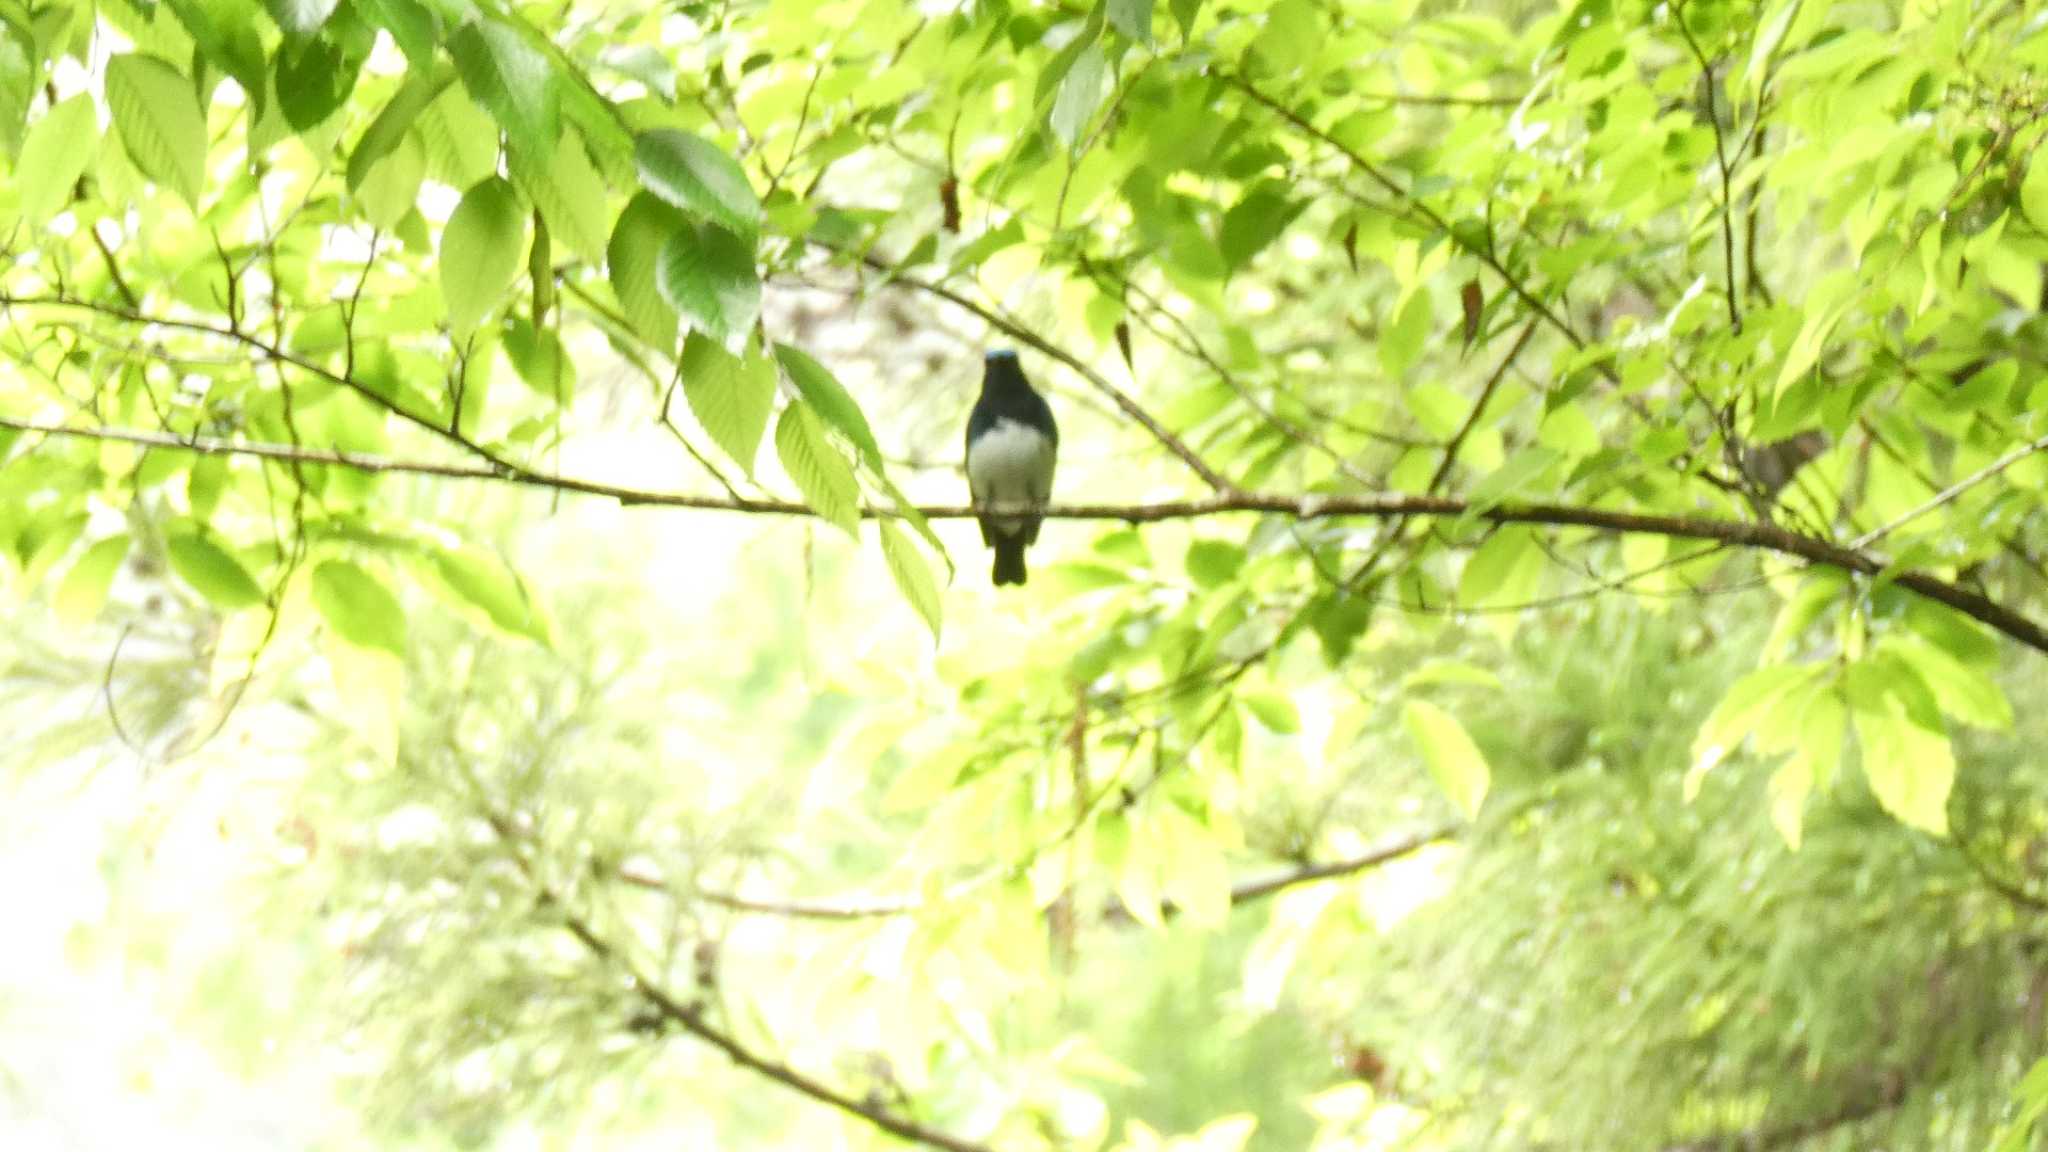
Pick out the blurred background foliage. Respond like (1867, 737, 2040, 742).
(2, 0, 2048, 1149)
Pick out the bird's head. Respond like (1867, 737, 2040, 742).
(982, 347, 1027, 389)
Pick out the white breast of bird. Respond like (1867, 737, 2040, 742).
(968, 418, 1055, 533)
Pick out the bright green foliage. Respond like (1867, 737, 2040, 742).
(16, 94, 96, 222)
(104, 54, 207, 205)
(449, 16, 558, 158)
(608, 192, 686, 350)
(310, 559, 407, 654)
(775, 399, 860, 535)
(441, 176, 527, 336)
(3, 0, 2048, 1150)
(1402, 698, 1490, 820)
(656, 220, 759, 347)
(680, 331, 776, 476)
(634, 128, 764, 237)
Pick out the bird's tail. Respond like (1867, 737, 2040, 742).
(992, 539, 1028, 586)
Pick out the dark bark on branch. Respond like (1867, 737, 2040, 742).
(5, 415, 2047, 655)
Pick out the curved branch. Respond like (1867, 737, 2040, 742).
(477, 811, 995, 1152)
(6, 415, 2047, 654)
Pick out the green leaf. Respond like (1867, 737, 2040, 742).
(1108, 0, 1152, 42)
(1169, 0, 1203, 37)
(879, 520, 942, 641)
(418, 85, 498, 187)
(679, 331, 776, 476)
(263, 0, 338, 36)
(952, 219, 1025, 270)
(656, 222, 759, 348)
(607, 192, 685, 351)
(1687, 663, 1823, 796)
(17, 94, 99, 221)
(1766, 690, 1844, 850)
(1242, 690, 1301, 734)
(1845, 663, 1953, 836)
(1050, 40, 1106, 147)
(773, 343, 884, 470)
(326, 632, 400, 766)
(1186, 539, 1244, 588)
(1878, 635, 2013, 730)
(1765, 573, 1845, 659)
(421, 543, 549, 645)
(441, 176, 526, 337)
(1220, 182, 1300, 271)
(450, 16, 558, 157)
(1458, 525, 1543, 608)
(509, 128, 609, 265)
(2024, 154, 2048, 232)
(355, 0, 437, 63)
(502, 318, 574, 403)
(633, 128, 762, 237)
(1464, 447, 1562, 513)
(1774, 299, 1849, 394)
(1379, 291, 1433, 378)
(106, 53, 209, 205)
(346, 63, 453, 191)
(1537, 403, 1600, 457)
(311, 559, 407, 655)
(1403, 699, 1490, 819)
(275, 36, 361, 130)
(357, 129, 424, 229)
(0, 27, 36, 156)
(1766, 750, 1813, 851)
(53, 534, 130, 626)
(167, 531, 266, 608)
(775, 401, 861, 537)
(165, 0, 268, 113)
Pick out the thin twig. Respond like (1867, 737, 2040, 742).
(1849, 428, 2048, 549)
(1673, 4, 1743, 332)
(1223, 72, 1592, 357)
(826, 249, 1238, 493)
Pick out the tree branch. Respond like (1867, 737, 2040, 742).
(480, 810, 998, 1152)
(629, 822, 1460, 925)
(1110, 821, 1460, 924)
(7, 415, 2047, 654)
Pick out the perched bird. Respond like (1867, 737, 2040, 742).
(965, 348, 1058, 586)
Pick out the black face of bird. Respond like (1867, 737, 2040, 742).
(982, 349, 1029, 393)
